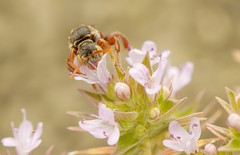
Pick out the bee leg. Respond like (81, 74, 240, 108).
(97, 39, 125, 75)
(105, 32, 131, 51)
(97, 39, 117, 64)
(69, 60, 87, 78)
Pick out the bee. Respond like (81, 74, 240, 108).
(66, 25, 130, 77)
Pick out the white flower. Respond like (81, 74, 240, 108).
(79, 103, 120, 145)
(126, 40, 161, 66)
(129, 51, 169, 95)
(163, 62, 194, 94)
(74, 54, 111, 91)
(163, 117, 201, 155)
(1, 109, 43, 155)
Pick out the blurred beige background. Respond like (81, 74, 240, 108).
(0, 0, 240, 154)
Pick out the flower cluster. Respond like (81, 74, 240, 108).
(1, 27, 240, 155)
(67, 40, 211, 155)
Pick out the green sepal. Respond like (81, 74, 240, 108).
(206, 123, 233, 139)
(216, 97, 233, 114)
(142, 52, 152, 74)
(115, 131, 142, 155)
(230, 128, 240, 138)
(226, 87, 240, 112)
(78, 89, 102, 103)
(218, 138, 240, 152)
(106, 79, 118, 101)
(159, 97, 187, 120)
(114, 111, 138, 122)
(159, 100, 174, 114)
(115, 66, 126, 81)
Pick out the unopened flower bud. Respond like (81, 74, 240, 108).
(149, 107, 160, 119)
(203, 143, 217, 155)
(228, 113, 240, 131)
(162, 86, 170, 100)
(114, 82, 131, 100)
(236, 93, 240, 104)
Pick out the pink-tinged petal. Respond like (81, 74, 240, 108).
(28, 140, 42, 152)
(169, 121, 188, 140)
(152, 52, 169, 85)
(1, 138, 17, 147)
(161, 50, 171, 59)
(74, 65, 99, 83)
(172, 62, 194, 92)
(107, 126, 120, 145)
(31, 122, 43, 145)
(97, 54, 110, 84)
(163, 139, 183, 151)
(184, 138, 198, 154)
(141, 40, 157, 57)
(145, 85, 162, 95)
(189, 117, 201, 141)
(163, 66, 178, 86)
(126, 49, 145, 65)
(129, 63, 149, 86)
(74, 75, 99, 84)
(79, 119, 110, 139)
(98, 103, 115, 123)
(17, 120, 33, 142)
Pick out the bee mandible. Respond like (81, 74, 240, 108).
(66, 25, 130, 78)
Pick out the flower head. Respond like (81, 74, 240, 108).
(129, 51, 169, 95)
(73, 54, 111, 91)
(1, 109, 43, 155)
(79, 103, 120, 145)
(126, 40, 161, 66)
(163, 117, 201, 154)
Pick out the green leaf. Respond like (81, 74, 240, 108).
(215, 97, 233, 114)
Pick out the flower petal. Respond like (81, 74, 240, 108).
(152, 51, 169, 85)
(74, 65, 99, 84)
(163, 139, 183, 151)
(1, 137, 17, 147)
(31, 122, 43, 145)
(169, 121, 188, 141)
(97, 54, 110, 84)
(129, 63, 150, 87)
(171, 62, 194, 92)
(145, 85, 162, 95)
(17, 120, 33, 142)
(98, 103, 115, 123)
(189, 117, 201, 141)
(79, 119, 116, 140)
(107, 126, 120, 145)
(126, 49, 145, 65)
(141, 40, 157, 57)
(28, 140, 42, 153)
